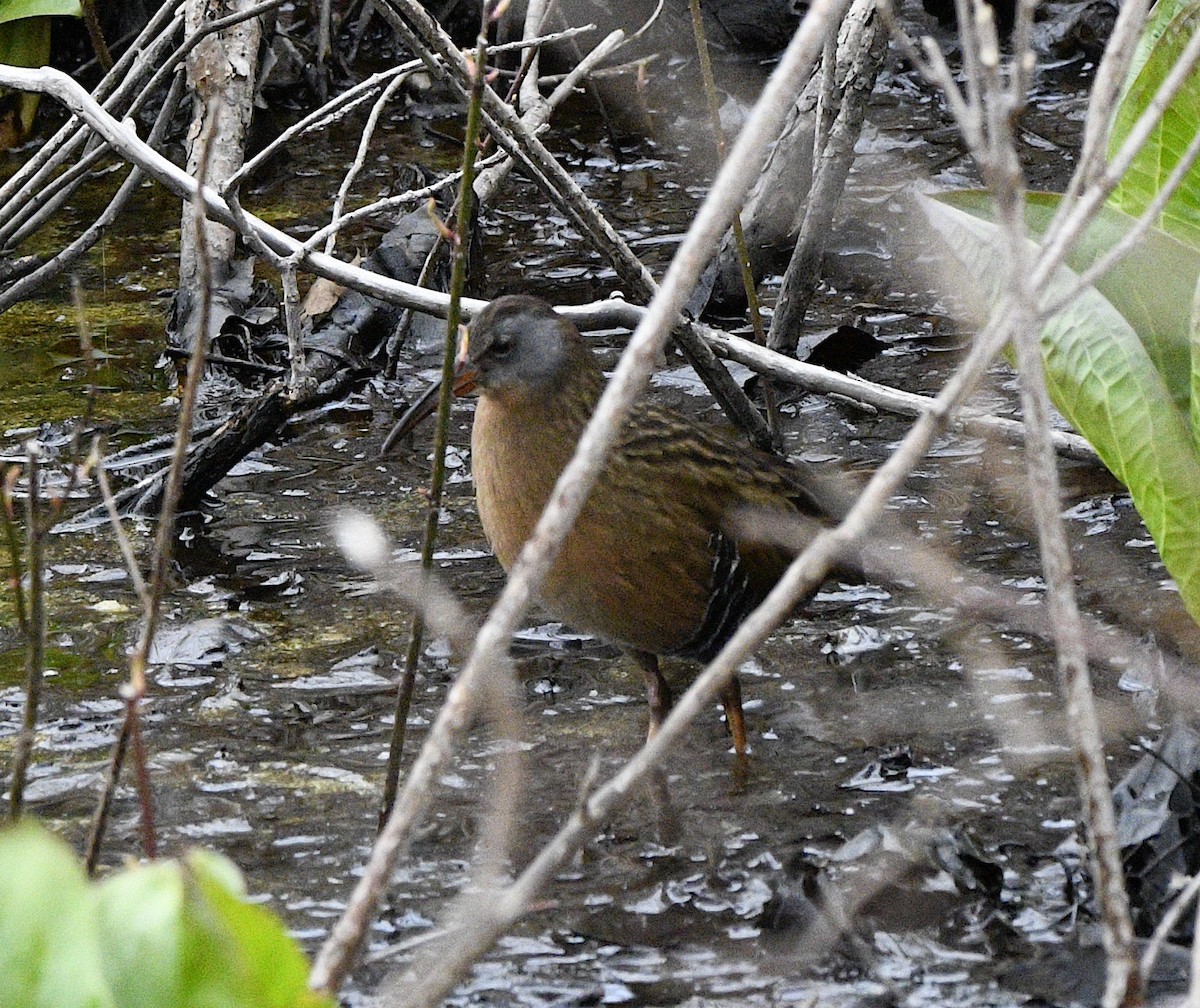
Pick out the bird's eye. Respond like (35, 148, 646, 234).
(491, 337, 513, 356)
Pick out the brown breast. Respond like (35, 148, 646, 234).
(470, 389, 812, 658)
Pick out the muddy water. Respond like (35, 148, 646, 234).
(0, 30, 1189, 1008)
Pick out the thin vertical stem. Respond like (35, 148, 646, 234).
(10, 443, 47, 820)
(85, 100, 220, 866)
(687, 0, 779, 434)
(126, 696, 157, 858)
(380, 0, 493, 824)
(1011, 304, 1140, 1005)
(84, 716, 129, 875)
(1, 467, 29, 637)
(79, 0, 114, 70)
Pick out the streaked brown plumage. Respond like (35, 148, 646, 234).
(384, 294, 845, 756)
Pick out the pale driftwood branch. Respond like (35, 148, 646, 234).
(0, 63, 478, 315)
(0, 72, 186, 314)
(702, 322, 1098, 461)
(176, 0, 263, 350)
(0, 63, 1103, 475)
(0, 0, 182, 230)
(0, 0, 281, 250)
(518, 0, 550, 117)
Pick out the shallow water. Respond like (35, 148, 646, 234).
(0, 20, 1191, 1008)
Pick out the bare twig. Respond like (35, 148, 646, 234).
(325, 70, 412, 257)
(1011, 267, 1140, 1008)
(79, 0, 114, 69)
(888, 2, 1153, 1002)
(1140, 872, 1200, 981)
(85, 99, 223, 868)
(0, 63, 480, 316)
(0, 468, 29, 637)
(92, 447, 150, 609)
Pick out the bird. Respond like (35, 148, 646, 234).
(382, 294, 849, 757)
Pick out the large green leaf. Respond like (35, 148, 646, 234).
(0, 822, 334, 1008)
(178, 853, 329, 1008)
(93, 860, 189, 1008)
(921, 194, 1200, 621)
(939, 190, 1200, 417)
(1107, 0, 1200, 250)
(1192, 274, 1200, 438)
(1118, 0, 1191, 99)
(0, 1, 81, 25)
(0, 824, 113, 1008)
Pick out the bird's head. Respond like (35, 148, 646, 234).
(455, 294, 581, 401)
(380, 295, 595, 455)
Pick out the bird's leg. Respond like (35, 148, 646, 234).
(720, 675, 748, 759)
(631, 650, 672, 741)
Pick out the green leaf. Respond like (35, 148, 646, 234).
(1192, 274, 1200, 439)
(0, 15, 48, 65)
(179, 851, 330, 1008)
(938, 190, 1200, 417)
(1107, 0, 1200, 250)
(921, 193, 1200, 622)
(0, 823, 114, 1008)
(0, 2, 82, 26)
(1117, 0, 1191, 101)
(94, 860, 189, 1008)
(0, 823, 335, 1008)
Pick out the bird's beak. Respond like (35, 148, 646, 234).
(452, 325, 478, 397)
(379, 324, 479, 456)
